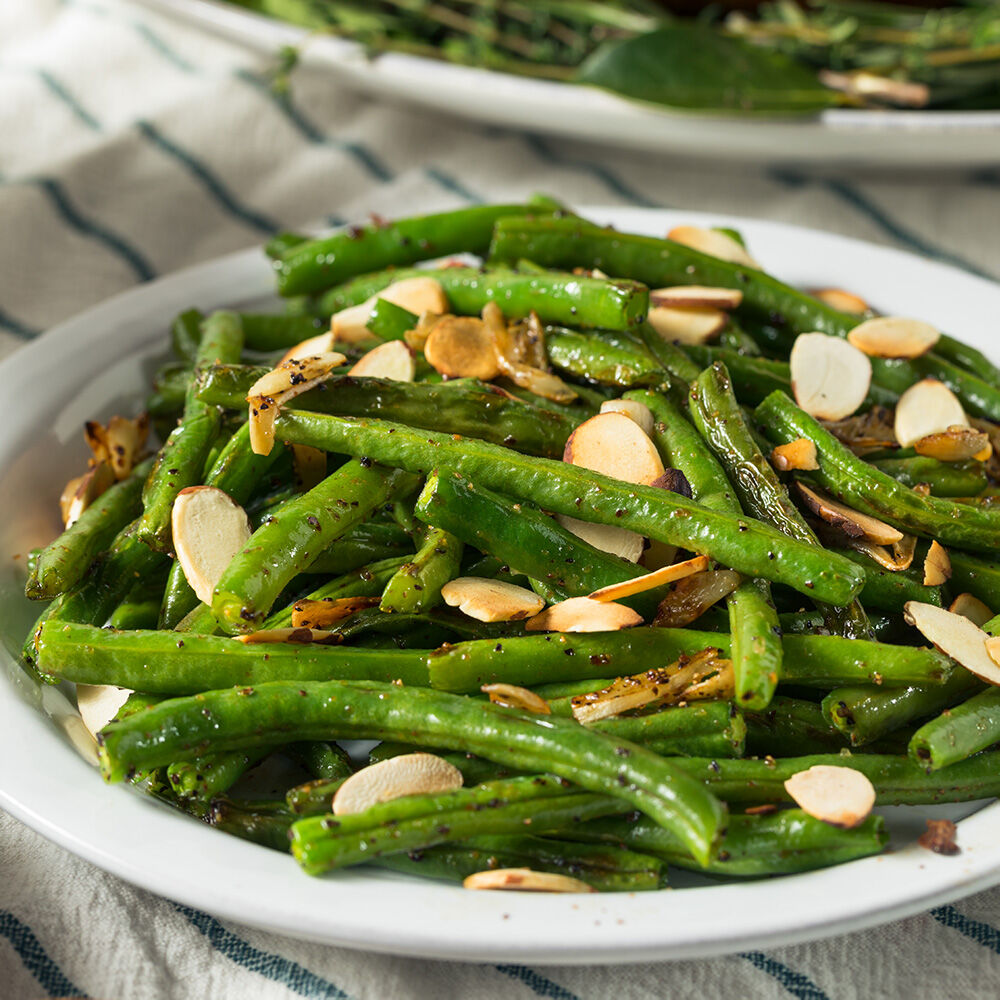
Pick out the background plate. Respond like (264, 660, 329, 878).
(3, 208, 1000, 963)
(134, 0, 1000, 168)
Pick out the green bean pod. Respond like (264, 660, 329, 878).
(908, 687, 1000, 770)
(545, 328, 663, 387)
(379, 525, 463, 613)
(869, 456, 987, 498)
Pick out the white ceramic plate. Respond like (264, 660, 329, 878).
(3, 208, 1000, 964)
(134, 0, 1000, 167)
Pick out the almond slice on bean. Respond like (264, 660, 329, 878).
(846, 316, 940, 359)
(348, 340, 416, 381)
(76, 684, 132, 739)
(784, 765, 876, 828)
(291, 595, 381, 628)
(481, 683, 551, 715)
(650, 286, 743, 310)
(60, 460, 115, 528)
(599, 399, 655, 438)
(790, 333, 872, 421)
(812, 288, 869, 315)
(646, 305, 728, 346)
(423, 315, 500, 379)
(894, 379, 968, 448)
(914, 427, 991, 463)
(949, 593, 993, 627)
(845, 535, 915, 572)
(796, 483, 903, 545)
(441, 577, 544, 623)
(280, 330, 337, 365)
(463, 868, 596, 893)
(332, 752, 463, 816)
(525, 596, 642, 633)
(587, 554, 709, 603)
(667, 225, 760, 268)
(771, 438, 819, 472)
(905, 601, 1000, 686)
(332, 276, 448, 343)
(923, 541, 951, 587)
(172, 486, 252, 604)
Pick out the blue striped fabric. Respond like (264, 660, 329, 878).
(0, 909, 89, 998)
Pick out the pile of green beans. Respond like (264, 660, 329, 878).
(24, 201, 1000, 895)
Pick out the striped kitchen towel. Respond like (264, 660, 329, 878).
(3, 2, 1000, 998)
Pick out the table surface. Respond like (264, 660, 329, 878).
(3, 2, 1000, 997)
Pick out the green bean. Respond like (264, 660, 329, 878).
(301, 522, 414, 576)
(136, 311, 244, 552)
(379, 525, 463, 613)
(755, 390, 1000, 551)
(869, 456, 987, 497)
(718, 318, 762, 356)
(170, 308, 203, 364)
(239, 313, 328, 353)
(266, 231, 309, 258)
(545, 328, 664, 387)
(276, 204, 544, 297)
(289, 740, 354, 782)
(212, 461, 418, 633)
(366, 745, 519, 786)
(745, 695, 850, 756)
(286, 777, 350, 817)
(831, 548, 943, 613)
(98, 680, 728, 865)
(947, 551, 1000, 611)
(196, 367, 581, 459)
(872, 355, 1000, 424)
(209, 798, 294, 852)
(634, 323, 700, 387)
(27, 456, 155, 600)
(908, 687, 1000, 770)
(167, 749, 268, 803)
(275, 410, 866, 606)
(108, 575, 165, 631)
(366, 298, 417, 341)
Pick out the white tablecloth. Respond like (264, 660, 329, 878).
(3, 2, 1000, 996)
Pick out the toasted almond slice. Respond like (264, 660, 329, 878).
(291, 595, 381, 628)
(667, 225, 760, 268)
(646, 305, 727, 345)
(348, 340, 416, 381)
(923, 541, 952, 587)
(556, 515, 645, 564)
(332, 752, 463, 816)
(812, 288, 869, 315)
(332, 276, 448, 343)
(563, 412, 664, 486)
(893, 534, 918, 571)
(587, 555, 709, 603)
(481, 683, 551, 715)
(642, 539, 680, 571)
(525, 596, 642, 633)
(845, 536, 915, 572)
(290, 444, 327, 492)
(771, 438, 819, 472)
(423, 315, 500, 379)
(496, 355, 578, 404)
(652, 569, 742, 628)
(280, 330, 337, 365)
(846, 316, 940, 359)
(103, 414, 149, 480)
(906, 602, 1000, 686)
(914, 426, 991, 463)
(796, 483, 903, 545)
(784, 765, 876, 829)
(949, 593, 994, 628)
(61, 460, 115, 527)
(84, 420, 110, 464)
(76, 684, 132, 739)
(238, 627, 338, 644)
(172, 486, 252, 604)
(599, 399, 655, 438)
(464, 868, 596, 893)
(790, 333, 872, 421)
(819, 68, 929, 108)
(650, 286, 743, 310)
(440, 577, 544, 623)
(894, 379, 968, 448)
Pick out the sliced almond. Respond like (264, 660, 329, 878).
(892, 534, 918, 571)
(563, 412, 664, 486)
(587, 554, 709, 603)
(86, 414, 148, 481)
(172, 486, 252, 604)
(332, 276, 448, 343)
(60, 460, 115, 527)
(894, 379, 968, 448)
(481, 683, 551, 715)
(525, 596, 642, 633)
(423, 315, 500, 379)
(348, 340, 416, 382)
(906, 601, 1000, 686)
(440, 577, 544, 623)
(812, 288, 869, 315)
(845, 535, 916, 572)
(332, 752, 463, 816)
(784, 765, 876, 829)
(652, 569, 742, 628)
(667, 225, 760, 269)
(646, 305, 727, 346)
(949, 593, 993, 628)
(291, 444, 327, 491)
(280, 330, 337, 365)
(819, 68, 929, 108)
(291, 595, 381, 628)
(463, 868, 596, 893)
(914, 426, 991, 463)
(599, 399, 654, 438)
(237, 626, 338, 644)
(847, 316, 940, 359)
(771, 438, 819, 472)
(76, 684, 132, 739)
(789, 333, 872, 421)
(246, 351, 346, 455)
(796, 483, 903, 545)
(556, 516, 646, 564)
(650, 286, 743, 310)
(923, 541, 952, 587)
